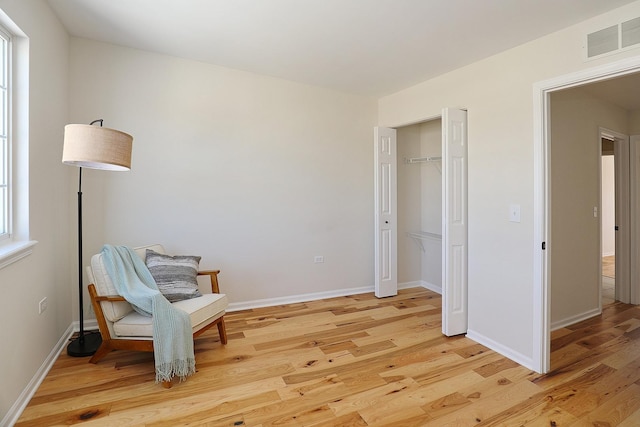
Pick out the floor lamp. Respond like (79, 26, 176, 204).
(62, 119, 133, 357)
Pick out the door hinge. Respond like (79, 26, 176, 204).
(542, 242, 546, 250)
(615, 225, 619, 231)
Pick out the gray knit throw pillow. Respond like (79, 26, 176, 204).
(145, 249, 202, 302)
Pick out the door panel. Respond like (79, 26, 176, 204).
(614, 135, 630, 303)
(442, 108, 468, 336)
(374, 127, 398, 298)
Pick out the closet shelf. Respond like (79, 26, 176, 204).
(405, 156, 442, 164)
(406, 231, 442, 252)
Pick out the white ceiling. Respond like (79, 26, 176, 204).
(47, 0, 637, 97)
(580, 72, 640, 111)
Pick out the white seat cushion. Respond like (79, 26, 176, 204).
(113, 292, 228, 338)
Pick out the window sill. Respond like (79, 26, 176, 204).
(0, 239, 38, 270)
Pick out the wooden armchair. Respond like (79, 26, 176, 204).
(86, 244, 228, 385)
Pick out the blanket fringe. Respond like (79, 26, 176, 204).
(155, 358, 196, 383)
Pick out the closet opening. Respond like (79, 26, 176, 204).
(397, 119, 443, 295)
(374, 108, 467, 336)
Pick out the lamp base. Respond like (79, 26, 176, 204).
(67, 332, 102, 357)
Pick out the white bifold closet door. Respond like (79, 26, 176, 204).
(374, 107, 468, 336)
(374, 126, 398, 298)
(441, 108, 468, 336)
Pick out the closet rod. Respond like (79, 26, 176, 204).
(405, 156, 442, 164)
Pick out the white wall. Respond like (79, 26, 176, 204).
(69, 38, 378, 309)
(0, 0, 70, 422)
(550, 89, 628, 327)
(630, 110, 640, 134)
(378, 1, 640, 367)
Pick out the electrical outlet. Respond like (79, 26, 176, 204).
(38, 297, 48, 314)
(314, 256, 324, 263)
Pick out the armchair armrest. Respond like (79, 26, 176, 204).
(198, 270, 221, 294)
(92, 294, 128, 302)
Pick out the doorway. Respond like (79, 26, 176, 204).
(600, 127, 633, 306)
(534, 56, 640, 374)
(601, 135, 616, 305)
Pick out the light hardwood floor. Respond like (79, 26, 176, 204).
(602, 256, 615, 304)
(602, 255, 615, 279)
(16, 287, 640, 426)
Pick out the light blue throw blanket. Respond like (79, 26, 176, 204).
(101, 245, 195, 383)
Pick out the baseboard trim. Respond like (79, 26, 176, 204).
(466, 328, 534, 371)
(550, 307, 602, 331)
(399, 280, 441, 294)
(2, 324, 74, 427)
(227, 285, 376, 312)
(227, 282, 442, 312)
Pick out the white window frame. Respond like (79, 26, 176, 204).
(0, 25, 9, 242)
(0, 16, 35, 270)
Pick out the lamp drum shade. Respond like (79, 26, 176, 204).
(62, 124, 133, 171)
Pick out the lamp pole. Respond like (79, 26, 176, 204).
(67, 120, 104, 357)
(62, 118, 133, 357)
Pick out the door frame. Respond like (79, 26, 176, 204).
(600, 127, 631, 304)
(533, 55, 640, 374)
(632, 135, 640, 305)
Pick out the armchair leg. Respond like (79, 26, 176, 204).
(89, 341, 113, 364)
(217, 317, 228, 344)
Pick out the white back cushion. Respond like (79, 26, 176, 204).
(89, 244, 165, 322)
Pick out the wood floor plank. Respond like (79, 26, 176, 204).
(570, 383, 640, 426)
(15, 288, 640, 426)
(619, 407, 640, 427)
(422, 380, 541, 426)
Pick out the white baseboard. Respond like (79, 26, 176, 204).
(405, 282, 534, 372)
(466, 328, 534, 371)
(550, 307, 602, 331)
(2, 324, 75, 427)
(227, 282, 442, 312)
(399, 280, 442, 294)
(227, 285, 375, 312)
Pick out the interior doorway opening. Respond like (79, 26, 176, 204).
(599, 126, 631, 306)
(600, 135, 616, 305)
(534, 56, 640, 374)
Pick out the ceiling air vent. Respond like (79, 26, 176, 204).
(586, 17, 640, 59)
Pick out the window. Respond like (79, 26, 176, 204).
(0, 26, 7, 241)
(0, 17, 34, 269)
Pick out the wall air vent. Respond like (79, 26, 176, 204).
(586, 18, 640, 59)
(622, 17, 640, 48)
